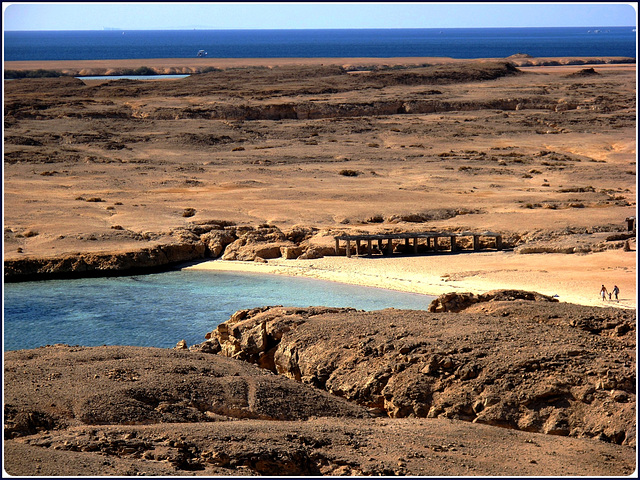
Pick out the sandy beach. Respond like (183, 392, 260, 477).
(185, 248, 637, 310)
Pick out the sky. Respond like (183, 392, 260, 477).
(2, 2, 637, 31)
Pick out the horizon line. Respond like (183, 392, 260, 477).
(4, 25, 637, 32)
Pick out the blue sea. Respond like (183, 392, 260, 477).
(3, 270, 434, 351)
(4, 27, 636, 61)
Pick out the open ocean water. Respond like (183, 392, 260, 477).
(4, 27, 637, 61)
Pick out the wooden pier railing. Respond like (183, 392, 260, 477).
(334, 231, 503, 257)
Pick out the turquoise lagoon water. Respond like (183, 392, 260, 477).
(3, 270, 434, 351)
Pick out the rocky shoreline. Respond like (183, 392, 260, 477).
(4, 291, 636, 476)
(3, 222, 320, 282)
(4, 219, 633, 283)
(195, 292, 635, 443)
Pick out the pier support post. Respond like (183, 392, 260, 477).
(451, 236, 457, 252)
(346, 240, 351, 258)
(413, 237, 419, 254)
(387, 239, 394, 255)
(496, 235, 503, 250)
(377, 239, 383, 252)
(367, 239, 373, 256)
(473, 235, 480, 251)
(355, 239, 361, 256)
(433, 236, 438, 251)
(335, 238, 340, 255)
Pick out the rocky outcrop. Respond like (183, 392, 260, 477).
(221, 240, 295, 262)
(3, 242, 206, 282)
(428, 289, 558, 313)
(142, 96, 587, 121)
(297, 245, 337, 260)
(4, 221, 632, 282)
(511, 229, 635, 255)
(216, 224, 298, 261)
(515, 240, 629, 254)
(206, 296, 636, 446)
(567, 67, 600, 77)
(199, 229, 236, 257)
(3, 223, 322, 282)
(206, 306, 356, 371)
(280, 245, 304, 259)
(7, 96, 594, 122)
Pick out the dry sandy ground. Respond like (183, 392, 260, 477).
(4, 56, 464, 72)
(4, 58, 636, 271)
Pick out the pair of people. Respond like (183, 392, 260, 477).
(600, 285, 620, 302)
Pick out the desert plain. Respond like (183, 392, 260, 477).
(2, 56, 638, 476)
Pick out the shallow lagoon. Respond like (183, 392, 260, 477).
(3, 270, 434, 351)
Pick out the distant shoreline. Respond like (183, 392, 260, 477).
(3, 56, 636, 77)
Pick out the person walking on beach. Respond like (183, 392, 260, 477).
(600, 285, 608, 301)
(612, 285, 620, 302)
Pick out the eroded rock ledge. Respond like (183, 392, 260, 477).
(198, 292, 636, 446)
(3, 223, 329, 282)
(4, 220, 631, 282)
(3, 242, 207, 282)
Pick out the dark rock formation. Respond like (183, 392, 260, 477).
(428, 289, 558, 312)
(568, 67, 600, 77)
(206, 295, 636, 446)
(3, 242, 206, 282)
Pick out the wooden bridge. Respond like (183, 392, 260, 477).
(334, 231, 503, 257)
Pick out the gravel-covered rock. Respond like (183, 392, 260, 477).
(209, 293, 636, 446)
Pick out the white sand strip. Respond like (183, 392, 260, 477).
(184, 250, 636, 310)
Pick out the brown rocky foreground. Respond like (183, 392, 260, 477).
(3, 291, 636, 476)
